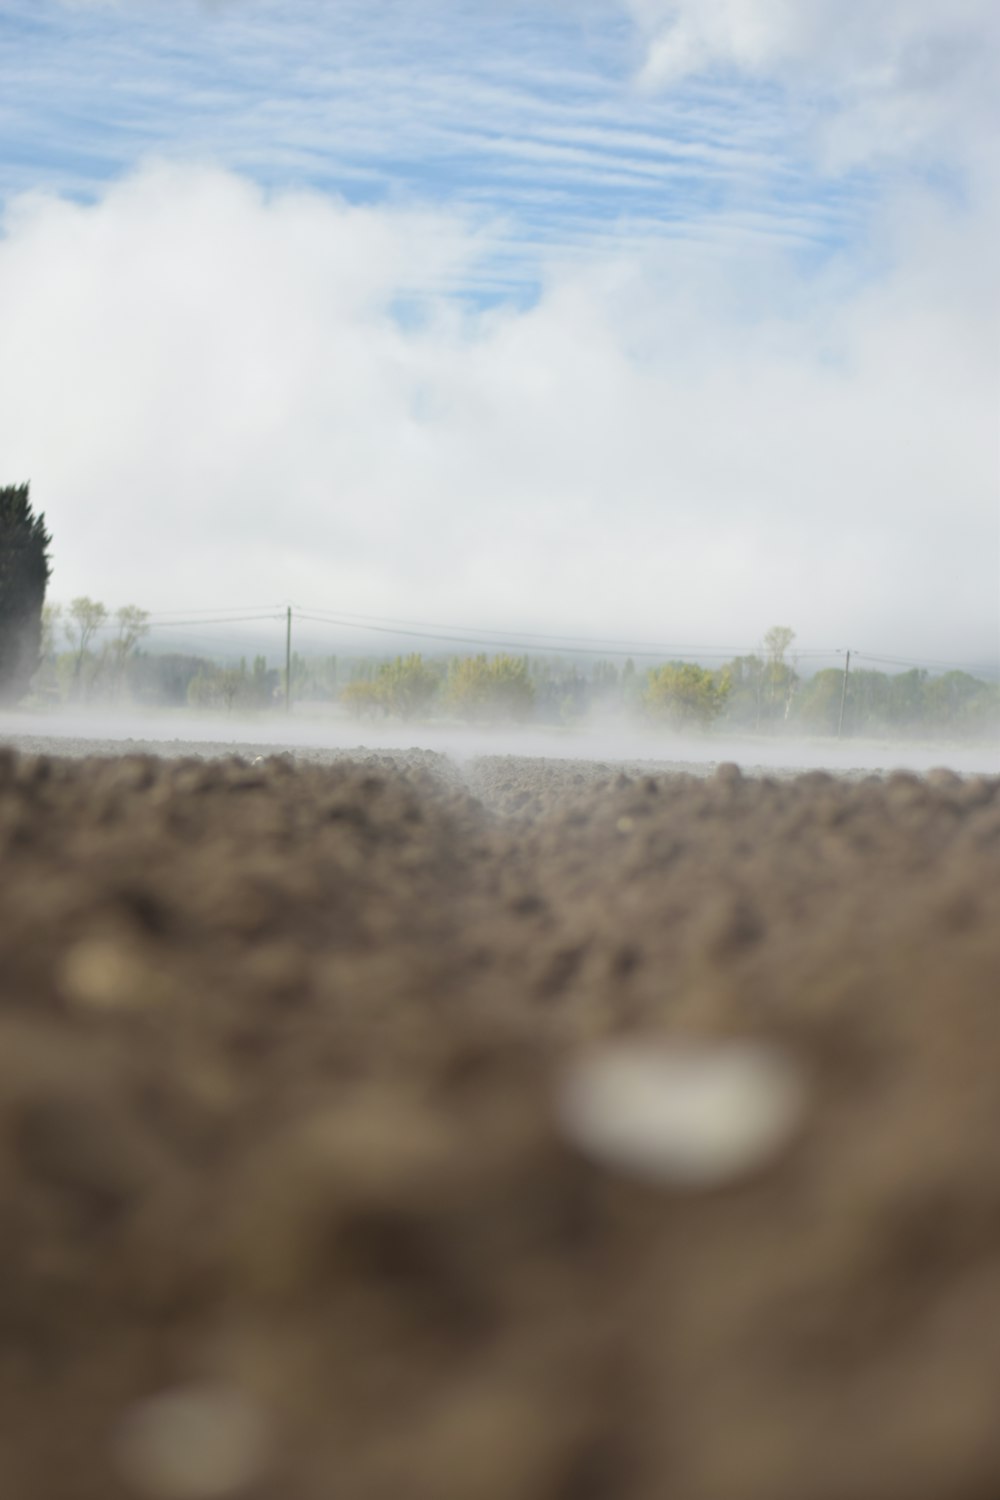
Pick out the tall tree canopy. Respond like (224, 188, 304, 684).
(0, 482, 53, 704)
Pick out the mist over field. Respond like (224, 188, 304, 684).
(3, 703, 998, 778)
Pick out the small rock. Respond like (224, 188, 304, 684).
(714, 762, 743, 783)
(60, 938, 156, 1012)
(555, 1039, 805, 1188)
(113, 1384, 272, 1500)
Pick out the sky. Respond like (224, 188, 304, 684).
(0, 0, 997, 670)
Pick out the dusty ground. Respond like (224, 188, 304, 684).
(2, 744, 1000, 1500)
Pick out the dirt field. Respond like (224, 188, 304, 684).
(2, 742, 1000, 1500)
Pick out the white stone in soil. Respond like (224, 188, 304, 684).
(556, 1039, 804, 1187)
(112, 1383, 271, 1500)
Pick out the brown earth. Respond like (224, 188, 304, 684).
(1, 745, 1000, 1500)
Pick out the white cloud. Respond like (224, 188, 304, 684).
(624, 0, 1000, 171)
(0, 160, 996, 665)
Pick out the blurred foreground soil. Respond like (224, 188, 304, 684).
(2, 746, 1000, 1500)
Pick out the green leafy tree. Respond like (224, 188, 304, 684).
(762, 625, 797, 722)
(340, 680, 386, 719)
(127, 652, 210, 707)
(720, 653, 765, 727)
(923, 670, 993, 729)
(27, 601, 64, 704)
(293, 654, 339, 701)
(644, 662, 729, 729)
(64, 596, 108, 699)
(589, 660, 621, 714)
(447, 653, 535, 723)
(282, 650, 312, 706)
(107, 605, 150, 701)
(887, 668, 929, 728)
(486, 653, 535, 721)
(796, 668, 844, 733)
(248, 655, 278, 708)
(41, 602, 62, 661)
(621, 657, 644, 716)
(187, 663, 245, 712)
(337, 655, 439, 719)
(447, 655, 492, 721)
(845, 669, 894, 732)
(0, 482, 53, 703)
(375, 654, 440, 719)
(187, 657, 277, 713)
(954, 680, 1000, 734)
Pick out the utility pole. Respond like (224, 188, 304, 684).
(285, 605, 292, 714)
(837, 649, 851, 738)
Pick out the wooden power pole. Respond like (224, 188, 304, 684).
(285, 606, 292, 714)
(837, 649, 851, 738)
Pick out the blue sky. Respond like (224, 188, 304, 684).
(0, 0, 997, 665)
(0, 0, 874, 300)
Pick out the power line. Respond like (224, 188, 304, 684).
(73, 612, 282, 634)
(854, 650, 999, 674)
(294, 608, 845, 662)
(294, 610, 751, 659)
(144, 613, 284, 629)
(144, 603, 285, 619)
(291, 602, 794, 656)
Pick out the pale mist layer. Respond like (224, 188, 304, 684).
(1, 706, 997, 778)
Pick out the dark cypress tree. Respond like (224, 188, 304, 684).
(0, 482, 53, 704)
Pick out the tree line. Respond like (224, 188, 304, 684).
(33, 597, 154, 704)
(28, 599, 285, 713)
(2, 483, 996, 735)
(337, 634, 998, 737)
(17, 601, 1000, 739)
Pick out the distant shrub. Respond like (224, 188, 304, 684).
(644, 662, 729, 729)
(447, 654, 535, 723)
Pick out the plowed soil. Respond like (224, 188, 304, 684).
(2, 745, 1000, 1500)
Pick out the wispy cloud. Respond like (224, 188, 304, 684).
(623, 0, 1000, 171)
(1, 0, 886, 297)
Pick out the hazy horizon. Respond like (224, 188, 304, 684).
(30, 608, 1000, 683)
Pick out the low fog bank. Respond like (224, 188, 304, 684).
(2, 706, 997, 778)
